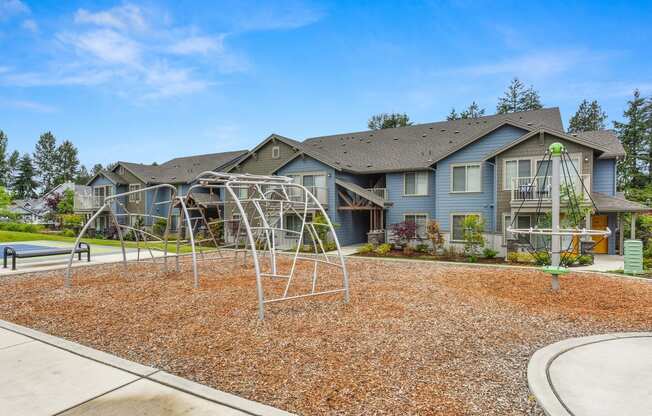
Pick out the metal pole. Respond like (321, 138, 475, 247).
(550, 143, 562, 291)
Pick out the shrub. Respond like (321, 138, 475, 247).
(462, 215, 485, 258)
(61, 214, 83, 230)
(390, 221, 417, 247)
(644, 257, 652, 271)
(153, 218, 168, 236)
(357, 243, 374, 254)
(560, 252, 579, 266)
(506, 252, 520, 263)
(577, 255, 593, 266)
(482, 247, 498, 259)
(375, 243, 392, 256)
(426, 220, 444, 253)
(415, 243, 430, 253)
(532, 251, 551, 266)
(57, 189, 75, 214)
(60, 229, 76, 238)
(507, 251, 535, 263)
(0, 222, 43, 233)
(403, 244, 415, 256)
(467, 255, 478, 263)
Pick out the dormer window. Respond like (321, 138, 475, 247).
(117, 166, 125, 176)
(272, 146, 280, 159)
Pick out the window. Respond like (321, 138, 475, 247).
(129, 184, 141, 202)
(504, 159, 532, 190)
(285, 213, 312, 238)
(302, 174, 327, 203)
(271, 146, 280, 159)
(404, 214, 428, 239)
(504, 214, 531, 244)
(404, 171, 429, 196)
(451, 213, 481, 242)
(451, 164, 481, 192)
(117, 166, 125, 176)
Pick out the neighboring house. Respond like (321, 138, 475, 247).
(264, 107, 647, 255)
(7, 199, 42, 223)
(7, 182, 92, 225)
(84, 150, 247, 234)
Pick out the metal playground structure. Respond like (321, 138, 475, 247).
(507, 142, 611, 290)
(65, 172, 350, 319)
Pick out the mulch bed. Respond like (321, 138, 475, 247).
(1, 257, 651, 415)
(356, 250, 507, 264)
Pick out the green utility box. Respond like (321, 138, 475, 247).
(624, 240, 644, 275)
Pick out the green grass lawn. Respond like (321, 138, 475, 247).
(0, 230, 202, 253)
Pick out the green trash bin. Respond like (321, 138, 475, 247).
(624, 240, 643, 275)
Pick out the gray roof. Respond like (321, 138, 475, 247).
(573, 130, 625, 158)
(120, 150, 247, 184)
(100, 170, 128, 185)
(592, 192, 650, 213)
(301, 108, 565, 173)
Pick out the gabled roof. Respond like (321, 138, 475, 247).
(227, 134, 304, 172)
(592, 192, 650, 213)
(86, 170, 128, 186)
(300, 108, 564, 173)
(572, 130, 625, 158)
(335, 178, 392, 208)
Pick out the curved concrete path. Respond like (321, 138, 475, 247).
(528, 333, 652, 416)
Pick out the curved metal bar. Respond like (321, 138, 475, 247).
(64, 203, 110, 288)
(507, 226, 612, 236)
(175, 195, 199, 288)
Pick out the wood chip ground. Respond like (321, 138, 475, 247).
(0, 257, 650, 415)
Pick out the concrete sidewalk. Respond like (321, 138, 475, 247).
(0, 319, 293, 416)
(528, 332, 652, 416)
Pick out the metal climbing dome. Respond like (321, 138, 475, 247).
(65, 172, 349, 319)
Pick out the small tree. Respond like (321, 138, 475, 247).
(568, 99, 607, 133)
(56, 189, 75, 214)
(462, 215, 485, 259)
(426, 220, 444, 253)
(390, 221, 417, 249)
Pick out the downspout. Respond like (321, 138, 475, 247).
(485, 160, 497, 232)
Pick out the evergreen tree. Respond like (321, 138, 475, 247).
(460, 101, 485, 119)
(496, 77, 543, 114)
(7, 150, 19, 191)
(568, 100, 608, 133)
(13, 153, 38, 199)
(75, 165, 91, 184)
(613, 89, 649, 191)
(368, 113, 413, 130)
(33, 131, 58, 192)
(0, 130, 9, 188)
(446, 108, 460, 121)
(54, 140, 80, 186)
(91, 163, 104, 175)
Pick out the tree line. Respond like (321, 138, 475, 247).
(0, 131, 105, 200)
(367, 77, 650, 201)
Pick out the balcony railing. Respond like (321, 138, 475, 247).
(366, 188, 388, 200)
(511, 174, 591, 202)
(286, 186, 329, 205)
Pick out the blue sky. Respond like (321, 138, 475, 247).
(1, 0, 651, 168)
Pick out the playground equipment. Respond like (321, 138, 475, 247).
(507, 142, 611, 290)
(65, 172, 349, 320)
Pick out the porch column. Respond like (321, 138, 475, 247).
(631, 213, 637, 240)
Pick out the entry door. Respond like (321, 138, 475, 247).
(591, 215, 609, 254)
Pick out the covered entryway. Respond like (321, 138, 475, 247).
(591, 215, 609, 254)
(335, 178, 393, 244)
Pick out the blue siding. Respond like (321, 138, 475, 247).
(385, 171, 436, 226)
(593, 158, 616, 196)
(608, 212, 617, 254)
(435, 125, 527, 232)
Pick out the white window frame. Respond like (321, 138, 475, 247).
(503, 158, 534, 190)
(450, 163, 482, 193)
(503, 213, 532, 244)
(450, 212, 483, 242)
(128, 184, 141, 202)
(403, 171, 429, 196)
(403, 213, 429, 239)
(271, 145, 281, 159)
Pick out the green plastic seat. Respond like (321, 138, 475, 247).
(542, 265, 570, 276)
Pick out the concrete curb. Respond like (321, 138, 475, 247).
(527, 332, 652, 416)
(0, 319, 294, 416)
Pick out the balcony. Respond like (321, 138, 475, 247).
(286, 186, 329, 206)
(365, 188, 388, 200)
(510, 174, 591, 203)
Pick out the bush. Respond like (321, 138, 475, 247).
(506, 252, 520, 263)
(403, 244, 415, 256)
(375, 243, 392, 256)
(532, 251, 551, 266)
(153, 218, 167, 237)
(357, 243, 374, 254)
(61, 214, 83, 230)
(577, 255, 593, 265)
(426, 220, 444, 253)
(507, 251, 535, 263)
(467, 255, 478, 263)
(0, 222, 43, 233)
(415, 243, 430, 253)
(482, 247, 498, 259)
(60, 229, 76, 238)
(560, 252, 579, 266)
(462, 215, 485, 258)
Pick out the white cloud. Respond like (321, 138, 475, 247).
(455, 51, 585, 79)
(0, 0, 28, 20)
(0, 99, 56, 113)
(169, 35, 224, 55)
(59, 29, 141, 65)
(21, 18, 38, 32)
(74, 4, 146, 32)
(141, 63, 211, 99)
